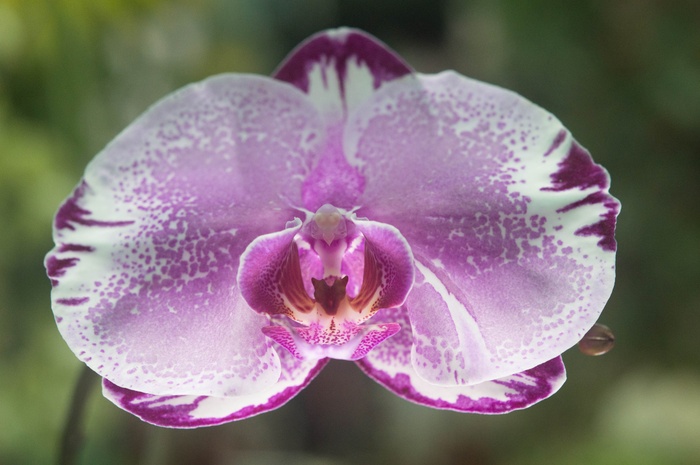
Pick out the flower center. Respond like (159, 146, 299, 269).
(238, 204, 415, 360)
(284, 205, 364, 330)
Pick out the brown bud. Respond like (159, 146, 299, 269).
(578, 323, 615, 356)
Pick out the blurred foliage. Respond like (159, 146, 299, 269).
(1, 0, 699, 464)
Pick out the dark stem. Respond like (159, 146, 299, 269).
(58, 365, 99, 465)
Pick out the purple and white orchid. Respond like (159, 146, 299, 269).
(46, 29, 619, 428)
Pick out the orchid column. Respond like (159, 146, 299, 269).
(46, 28, 619, 427)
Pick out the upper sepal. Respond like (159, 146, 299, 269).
(273, 28, 413, 122)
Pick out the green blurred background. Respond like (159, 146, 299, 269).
(1, 0, 699, 464)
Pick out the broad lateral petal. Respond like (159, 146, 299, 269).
(103, 354, 329, 428)
(356, 308, 566, 413)
(46, 75, 327, 397)
(347, 71, 618, 384)
(273, 28, 413, 122)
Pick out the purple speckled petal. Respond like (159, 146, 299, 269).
(103, 352, 328, 428)
(346, 71, 618, 385)
(46, 75, 327, 397)
(356, 308, 566, 413)
(273, 28, 414, 212)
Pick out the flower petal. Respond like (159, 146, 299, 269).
(46, 75, 327, 397)
(346, 71, 618, 384)
(273, 28, 414, 211)
(356, 308, 566, 413)
(274, 28, 412, 122)
(103, 353, 328, 428)
(351, 218, 415, 316)
(237, 218, 313, 319)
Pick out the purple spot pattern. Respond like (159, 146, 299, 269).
(543, 141, 609, 191)
(55, 182, 135, 231)
(46, 255, 80, 287)
(557, 191, 619, 252)
(543, 140, 618, 251)
(58, 244, 95, 253)
(349, 323, 401, 360)
(262, 326, 305, 359)
(56, 297, 90, 306)
(543, 129, 567, 157)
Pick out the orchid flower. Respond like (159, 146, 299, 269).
(46, 29, 619, 428)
